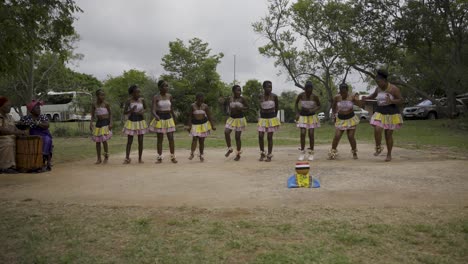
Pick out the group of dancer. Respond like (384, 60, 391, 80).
(89, 69, 403, 164)
(0, 69, 403, 173)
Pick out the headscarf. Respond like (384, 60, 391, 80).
(0, 96, 8, 107)
(26, 99, 44, 113)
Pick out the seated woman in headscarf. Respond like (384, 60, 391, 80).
(20, 100, 53, 171)
(0, 96, 26, 172)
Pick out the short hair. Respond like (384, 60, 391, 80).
(196, 93, 204, 99)
(305, 81, 313, 88)
(95, 89, 104, 96)
(158, 80, 166, 88)
(128, 84, 138, 95)
(262, 80, 272, 88)
(232, 85, 241, 92)
(339, 82, 348, 90)
(376, 69, 388, 80)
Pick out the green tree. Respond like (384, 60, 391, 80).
(0, 0, 82, 105)
(279, 90, 298, 123)
(342, 0, 468, 116)
(242, 79, 263, 122)
(161, 38, 228, 123)
(253, 0, 349, 119)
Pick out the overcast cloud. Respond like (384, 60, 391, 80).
(71, 0, 365, 93)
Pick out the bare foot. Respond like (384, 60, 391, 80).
(234, 154, 241, 161)
(138, 160, 144, 164)
(188, 153, 194, 160)
(123, 158, 131, 164)
(259, 152, 266, 161)
(95, 160, 102, 165)
(225, 147, 233, 157)
(374, 145, 383, 156)
(385, 155, 392, 162)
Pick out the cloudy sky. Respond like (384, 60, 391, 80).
(71, 0, 365, 93)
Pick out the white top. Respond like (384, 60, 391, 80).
(301, 100, 316, 109)
(157, 99, 171, 111)
(130, 102, 143, 112)
(261, 100, 275, 110)
(376, 92, 394, 106)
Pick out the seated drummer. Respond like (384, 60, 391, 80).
(0, 96, 26, 173)
(20, 100, 53, 171)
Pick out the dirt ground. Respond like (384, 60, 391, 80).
(0, 144, 467, 209)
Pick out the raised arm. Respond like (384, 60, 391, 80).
(352, 93, 365, 108)
(363, 88, 378, 100)
(389, 85, 403, 105)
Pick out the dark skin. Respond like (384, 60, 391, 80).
(224, 87, 248, 156)
(331, 88, 363, 158)
(362, 77, 403, 162)
(294, 85, 321, 151)
(0, 101, 26, 136)
(187, 96, 216, 160)
(90, 91, 113, 164)
(123, 88, 146, 163)
(152, 81, 176, 157)
(258, 83, 279, 157)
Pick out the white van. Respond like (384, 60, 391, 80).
(10, 91, 92, 122)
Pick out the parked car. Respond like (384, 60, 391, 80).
(353, 105, 369, 120)
(403, 98, 466, 120)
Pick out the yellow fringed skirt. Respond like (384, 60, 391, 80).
(370, 113, 403, 130)
(335, 114, 360, 130)
(297, 115, 321, 129)
(257, 117, 280, 132)
(225, 117, 247, 131)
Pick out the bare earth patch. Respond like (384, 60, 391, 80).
(0, 144, 467, 209)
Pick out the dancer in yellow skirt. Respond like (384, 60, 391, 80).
(123, 85, 148, 164)
(90, 89, 112, 164)
(187, 93, 216, 162)
(363, 69, 403, 162)
(294, 81, 321, 161)
(258, 80, 280, 162)
(224, 85, 248, 161)
(329, 83, 364, 160)
(149, 80, 177, 163)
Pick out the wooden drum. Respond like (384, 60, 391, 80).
(16, 135, 43, 172)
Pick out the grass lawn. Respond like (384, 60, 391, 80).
(1, 201, 467, 264)
(51, 119, 468, 164)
